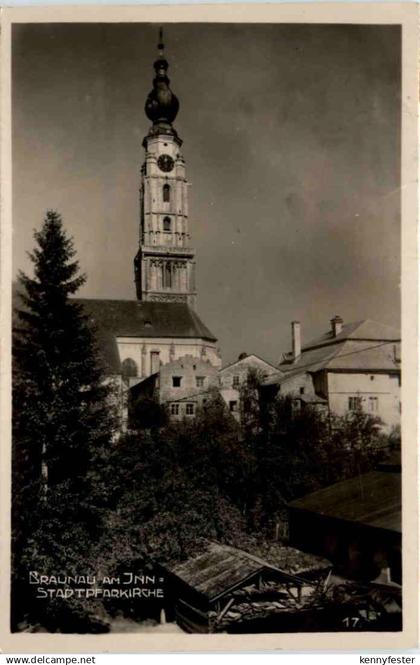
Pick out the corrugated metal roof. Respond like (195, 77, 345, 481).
(73, 298, 217, 373)
(289, 470, 401, 533)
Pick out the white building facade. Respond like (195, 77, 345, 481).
(263, 317, 401, 430)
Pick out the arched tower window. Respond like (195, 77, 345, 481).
(163, 261, 172, 288)
(163, 184, 170, 202)
(121, 357, 138, 379)
(163, 216, 171, 232)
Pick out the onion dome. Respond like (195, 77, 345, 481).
(145, 29, 179, 126)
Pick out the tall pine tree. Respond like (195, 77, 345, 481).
(12, 210, 115, 630)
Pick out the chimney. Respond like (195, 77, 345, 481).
(331, 315, 343, 337)
(291, 321, 301, 361)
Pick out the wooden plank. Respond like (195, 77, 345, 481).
(217, 598, 235, 622)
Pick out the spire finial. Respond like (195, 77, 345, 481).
(158, 27, 164, 56)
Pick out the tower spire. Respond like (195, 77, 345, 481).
(144, 27, 179, 129)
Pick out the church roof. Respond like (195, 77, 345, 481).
(74, 298, 217, 374)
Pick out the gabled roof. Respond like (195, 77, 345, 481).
(220, 353, 278, 374)
(263, 319, 400, 386)
(72, 298, 217, 374)
(289, 470, 401, 533)
(165, 543, 284, 602)
(164, 541, 330, 603)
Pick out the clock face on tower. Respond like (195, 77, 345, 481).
(158, 154, 175, 173)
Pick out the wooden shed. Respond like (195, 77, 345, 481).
(288, 469, 401, 583)
(158, 542, 331, 633)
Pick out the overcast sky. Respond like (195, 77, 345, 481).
(12, 23, 401, 365)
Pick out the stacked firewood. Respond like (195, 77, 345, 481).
(209, 577, 327, 632)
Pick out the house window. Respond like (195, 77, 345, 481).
(163, 216, 171, 232)
(368, 396, 379, 412)
(172, 376, 182, 387)
(186, 403, 195, 416)
(196, 376, 205, 388)
(163, 184, 170, 203)
(229, 401, 238, 413)
(170, 403, 179, 415)
(121, 358, 138, 378)
(232, 375, 240, 388)
(348, 396, 362, 411)
(299, 387, 305, 395)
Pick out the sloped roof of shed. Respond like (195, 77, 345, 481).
(289, 470, 401, 533)
(167, 543, 279, 601)
(165, 542, 330, 602)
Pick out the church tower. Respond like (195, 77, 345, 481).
(134, 31, 196, 307)
(65, 29, 220, 409)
